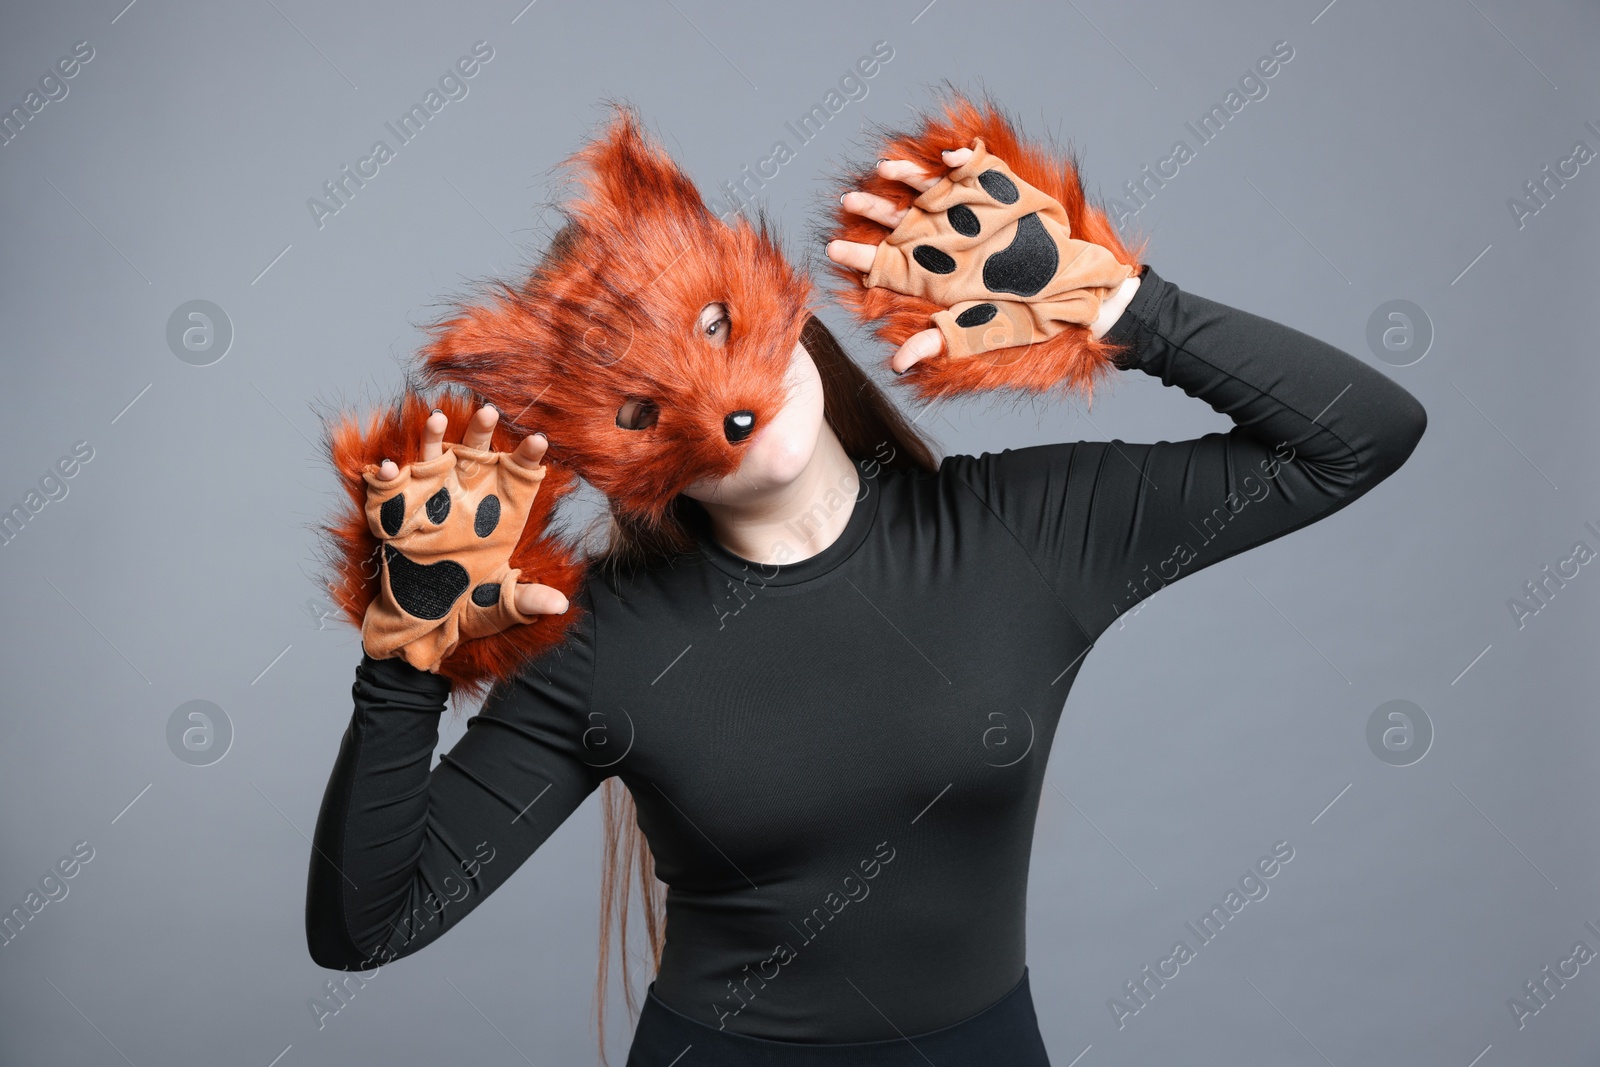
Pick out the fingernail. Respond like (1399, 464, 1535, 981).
(876, 158, 888, 166)
(431, 408, 444, 417)
(532, 431, 548, 442)
(892, 365, 905, 376)
(839, 192, 847, 205)
(482, 402, 497, 412)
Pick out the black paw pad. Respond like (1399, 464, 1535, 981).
(982, 212, 1057, 297)
(946, 204, 980, 237)
(471, 583, 501, 607)
(913, 245, 957, 274)
(955, 303, 999, 327)
(978, 169, 1019, 205)
(383, 544, 468, 620)
(425, 487, 451, 524)
(475, 495, 501, 538)
(379, 493, 405, 536)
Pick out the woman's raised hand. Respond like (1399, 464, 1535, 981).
(827, 143, 1140, 377)
(378, 405, 569, 618)
(826, 147, 974, 374)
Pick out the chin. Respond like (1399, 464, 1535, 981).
(683, 341, 826, 505)
(738, 423, 821, 491)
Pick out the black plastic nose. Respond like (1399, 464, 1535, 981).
(724, 410, 756, 443)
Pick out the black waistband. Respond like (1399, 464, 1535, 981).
(624, 966, 1051, 1067)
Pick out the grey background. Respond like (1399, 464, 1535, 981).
(1, 0, 1595, 1064)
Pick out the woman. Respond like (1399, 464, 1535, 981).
(305, 95, 1427, 1066)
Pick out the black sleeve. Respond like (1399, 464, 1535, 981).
(304, 586, 604, 970)
(946, 264, 1428, 644)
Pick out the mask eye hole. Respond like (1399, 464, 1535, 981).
(616, 397, 659, 431)
(698, 302, 731, 348)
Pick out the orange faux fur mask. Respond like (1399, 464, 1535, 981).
(419, 104, 818, 528)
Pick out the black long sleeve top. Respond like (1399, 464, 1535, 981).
(305, 264, 1427, 1041)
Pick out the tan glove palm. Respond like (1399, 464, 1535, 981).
(861, 136, 1135, 363)
(361, 438, 548, 673)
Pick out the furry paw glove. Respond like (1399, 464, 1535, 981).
(360, 441, 548, 673)
(319, 390, 586, 703)
(827, 90, 1147, 403)
(862, 136, 1135, 364)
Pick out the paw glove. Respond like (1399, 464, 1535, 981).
(862, 136, 1135, 364)
(360, 442, 548, 673)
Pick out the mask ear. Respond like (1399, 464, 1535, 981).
(570, 104, 714, 231)
(411, 106, 702, 452)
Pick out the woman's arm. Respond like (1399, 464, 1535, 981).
(304, 586, 602, 970)
(946, 264, 1428, 643)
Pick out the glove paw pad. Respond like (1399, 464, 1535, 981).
(981, 209, 1056, 296)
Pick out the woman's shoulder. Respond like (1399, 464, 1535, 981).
(920, 441, 1090, 523)
(862, 449, 1031, 529)
(568, 544, 714, 631)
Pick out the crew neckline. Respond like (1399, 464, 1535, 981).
(693, 457, 882, 587)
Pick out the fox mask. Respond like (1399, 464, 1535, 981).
(420, 105, 819, 529)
